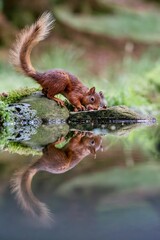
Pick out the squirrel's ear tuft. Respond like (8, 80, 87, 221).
(99, 91, 104, 98)
(89, 87, 95, 95)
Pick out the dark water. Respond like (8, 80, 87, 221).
(0, 117, 160, 240)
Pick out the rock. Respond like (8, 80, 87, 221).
(20, 92, 69, 122)
(0, 92, 70, 150)
(0, 92, 156, 151)
(68, 105, 156, 132)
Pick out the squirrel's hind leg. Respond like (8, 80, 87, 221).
(42, 88, 65, 107)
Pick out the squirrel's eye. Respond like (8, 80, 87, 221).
(90, 96, 95, 102)
(90, 140, 95, 145)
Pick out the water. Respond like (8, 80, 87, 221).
(0, 117, 159, 240)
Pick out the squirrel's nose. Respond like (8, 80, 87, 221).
(88, 106, 98, 111)
(87, 105, 93, 110)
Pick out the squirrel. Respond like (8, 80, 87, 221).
(10, 132, 102, 226)
(9, 12, 107, 111)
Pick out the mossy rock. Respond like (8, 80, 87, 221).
(22, 123, 69, 149)
(20, 91, 69, 121)
(0, 91, 70, 152)
(0, 91, 156, 151)
(68, 105, 156, 132)
(68, 105, 155, 122)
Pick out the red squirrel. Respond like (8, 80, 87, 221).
(10, 132, 102, 225)
(9, 12, 107, 111)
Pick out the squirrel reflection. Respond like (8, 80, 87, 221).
(11, 132, 102, 226)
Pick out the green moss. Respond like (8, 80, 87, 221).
(0, 128, 10, 151)
(0, 101, 11, 124)
(6, 142, 41, 156)
(0, 127, 41, 155)
(0, 87, 40, 104)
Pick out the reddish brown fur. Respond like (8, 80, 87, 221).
(34, 133, 102, 173)
(10, 133, 102, 223)
(10, 12, 107, 111)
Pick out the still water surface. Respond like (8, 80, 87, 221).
(0, 117, 160, 240)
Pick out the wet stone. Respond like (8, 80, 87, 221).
(0, 92, 156, 151)
(0, 92, 70, 150)
(68, 105, 156, 127)
(7, 103, 40, 126)
(20, 91, 69, 121)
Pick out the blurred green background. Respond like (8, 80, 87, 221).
(0, 0, 160, 109)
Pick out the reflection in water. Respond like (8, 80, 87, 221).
(0, 117, 158, 240)
(10, 132, 102, 226)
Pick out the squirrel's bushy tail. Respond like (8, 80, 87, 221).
(10, 166, 53, 227)
(9, 12, 54, 77)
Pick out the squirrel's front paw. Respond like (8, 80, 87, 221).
(80, 106, 86, 111)
(74, 105, 86, 112)
(78, 105, 86, 111)
(54, 136, 65, 145)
